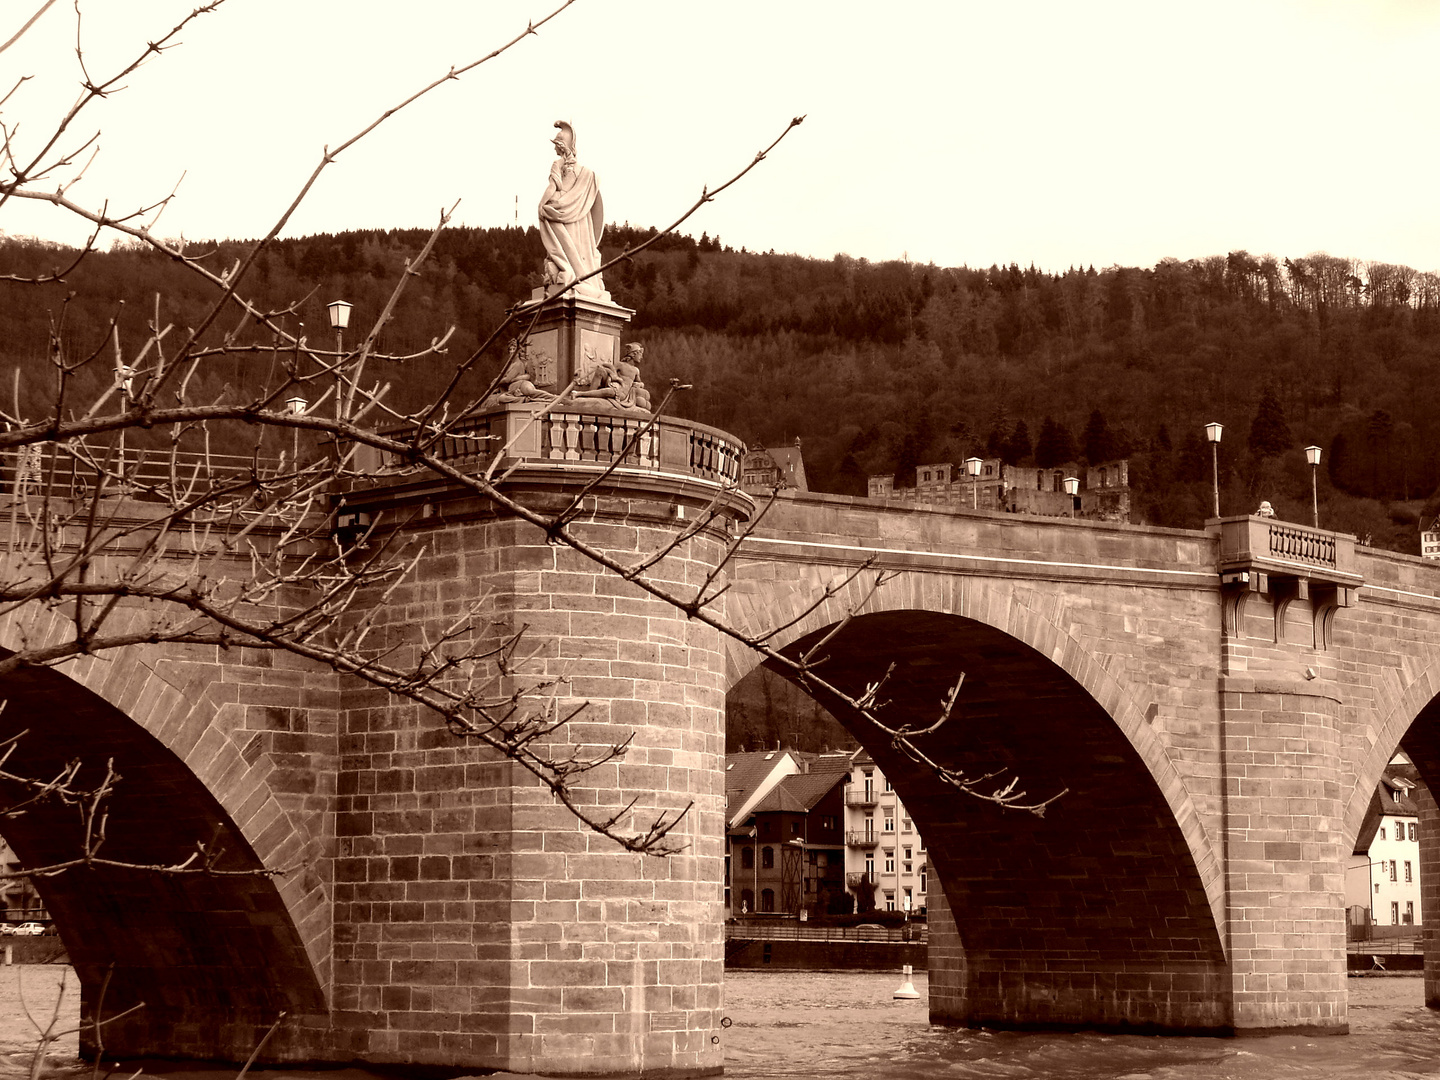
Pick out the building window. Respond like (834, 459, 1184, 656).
(883, 813, 894, 832)
(884, 853, 895, 874)
(864, 814, 875, 840)
(1036, 472, 1043, 490)
(865, 855, 875, 877)
(1406, 901, 1415, 925)
(884, 777, 893, 792)
(1381, 827, 1387, 840)
(885, 892, 896, 912)
(922, 470, 930, 482)
(984, 465, 994, 477)
(762, 847, 774, 870)
(740, 888, 754, 913)
(902, 817, 912, 833)
(1392, 901, 1400, 924)
(920, 868, 926, 892)
(761, 889, 775, 913)
(903, 887, 912, 910)
(1405, 861, 1412, 883)
(1099, 467, 1108, 488)
(741, 847, 754, 870)
(1390, 860, 1398, 882)
(1411, 823, 1418, 841)
(791, 821, 801, 836)
(864, 771, 874, 801)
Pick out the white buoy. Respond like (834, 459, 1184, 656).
(893, 963, 920, 1000)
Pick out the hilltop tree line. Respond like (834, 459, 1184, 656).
(3, 228, 1438, 551)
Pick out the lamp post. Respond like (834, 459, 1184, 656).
(327, 300, 352, 422)
(965, 456, 983, 509)
(285, 395, 308, 468)
(1205, 422, 1223, 518)
(1305, 445, 1322, 528)
(1063, 475, 1079, 517)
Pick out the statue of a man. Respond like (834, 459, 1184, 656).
(571, 342, 650, 413)
(538, 120, 606, 299)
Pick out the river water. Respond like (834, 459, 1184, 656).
(722, 970, 1440, 1080)
(1, 967, 1438, 1079)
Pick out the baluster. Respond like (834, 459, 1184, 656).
(564, 415, 581, 461)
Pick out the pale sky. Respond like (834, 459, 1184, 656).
(5, 0, 1440, 274)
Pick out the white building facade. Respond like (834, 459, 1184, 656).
(1346, 769, 1423, 928)
(842, 750, 927, 915)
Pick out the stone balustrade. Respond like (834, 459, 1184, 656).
(354, 402, 745, 495)
(1210, 513, 1363, 588)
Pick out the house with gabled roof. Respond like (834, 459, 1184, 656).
(1346, 758, 1424, 931)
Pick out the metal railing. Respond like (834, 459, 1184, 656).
(3, 443, 278, 502)
(844, 832, 879, 848)
(844, 789, 878, 808)
(725, 922, 926, 945)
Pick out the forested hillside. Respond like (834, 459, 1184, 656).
(5, 226, 1439, 553)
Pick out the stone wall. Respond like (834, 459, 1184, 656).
(328, 502, 730, 1075)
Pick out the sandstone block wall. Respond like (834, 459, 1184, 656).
(330, 507, 729, 1075)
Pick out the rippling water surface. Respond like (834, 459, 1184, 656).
(723, 969, 1440, 1080)
(2, 966, 1438, 1079)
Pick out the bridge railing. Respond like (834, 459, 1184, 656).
(1, 442, 278, 502)
(356, 402, 745, 489)
(1211, 514, 1361, 586)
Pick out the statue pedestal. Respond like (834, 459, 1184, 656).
(516, 293, 635, 394)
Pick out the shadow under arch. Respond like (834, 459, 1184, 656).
(729, 599, 1229, 1031)
(0, 657, 326, 1060)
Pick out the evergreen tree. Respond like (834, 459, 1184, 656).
(1247, 388, 1293, 459)
(1004, 419, 1033, 465)
(1082, 409, 1114, 463)
(1035, 416, 1076, 467)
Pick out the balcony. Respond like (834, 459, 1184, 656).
(1210, 514, 1362, 591)
(846, 872, 877, 890)
(844, 789, 878, 808)
(845, 831, 879, 848)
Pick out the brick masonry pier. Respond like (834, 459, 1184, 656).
(8, 451, 1440, 1072)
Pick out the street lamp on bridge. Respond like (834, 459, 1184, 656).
(1305, 444, 1322, 528)
(1063, 475, 1079, 517)
(327, 299, 352, 421)
(1205, 422, 1223, 518)
(965, 456, 983, 509)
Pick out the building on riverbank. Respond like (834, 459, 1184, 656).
(1346, 758, 1425, 928)
(842, 750, 927, 916)
(725, 748, 930, 919)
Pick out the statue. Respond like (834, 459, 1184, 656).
(570, 342, 651, 413)
(492, 338, 554, 403)
(538, 120, 607, 300)
(1257, 500, 1276, 518)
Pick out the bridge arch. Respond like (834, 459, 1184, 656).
(0, 607, 330, 1059)
(1344, 660, 1440, 846)
(725, 569, 1229, 1030)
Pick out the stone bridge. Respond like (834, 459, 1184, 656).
(6, 406, 1440, 1076)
